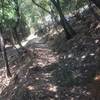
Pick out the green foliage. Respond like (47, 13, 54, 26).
(0, 0, 30, 41)
(0, 0, 88, 42)
(59, 0, 88, 13)
(76, 0, 88, 9)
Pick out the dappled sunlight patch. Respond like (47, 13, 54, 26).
(89, 53, 95, 56)
(49, 29, 54, 35)
(27, 85, 35, 91)
(96, 23, 100, 29)
(13, 86, 18, 90)
(35, 77, 40, 80)
(58, 28, 63, 33)
(95, 39, 99, 44)
(0, 72, 11, 93)
(47, 84, 58, 92)
(0, 67, 5, 73)
(11, 65, 16, 70)
(68, 54, 73, 58)
(42, 73, 52, 78)
(65, 63, 68, 66)
(53, 31, 57, 35)
(29, 66, 34, 69)
(81, 55, 86, 59)
(37, 61, 47, 67)
(63, 55, 66, 59)
(54, 94, 59, 98)
(34, 48, 59, 67)
(21, 33, 38, 46)
(94, 74, 100, 81)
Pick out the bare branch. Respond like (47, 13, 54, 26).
(32, 0, 51, 15)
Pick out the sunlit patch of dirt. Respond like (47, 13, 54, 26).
(0, 68, 11, 94)
(34, 48, 59, 67)
(0, 44, 60, 99)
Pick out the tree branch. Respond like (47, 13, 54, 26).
(32, 0, 51, 14)
(50, 0, 57, 7)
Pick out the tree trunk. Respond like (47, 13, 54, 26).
(10, 29, 20, 55)
(1, 0, 12, 77)
(0, 32, 12, 77)
(57, 6, 72, 39)
(50, 0, 76, 39)
(32, 0, 51, 14)
(88, 0, 100, 21)
(13, 0, 23, 48)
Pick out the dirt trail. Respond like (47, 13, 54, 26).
(1, 9, 100, 99)
(0, 37, 99, 100)
(0, 38, 61, 100)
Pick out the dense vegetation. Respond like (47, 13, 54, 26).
(1, 0, 100, 100)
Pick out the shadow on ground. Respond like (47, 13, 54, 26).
(1, 8, 100, 100)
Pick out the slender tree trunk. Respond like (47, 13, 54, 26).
(10, 29, 20, 55)
(32, 0, 51, 14)
(57, 6, 72, 39)
(1, 0, 12, 77)
(50, 4, 60, 32)
(50, 0, 76, 39)
(13, 0, 23, 48)
(0, 31, 12, 77)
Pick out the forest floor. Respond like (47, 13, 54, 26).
(1, 8, 100, 100)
